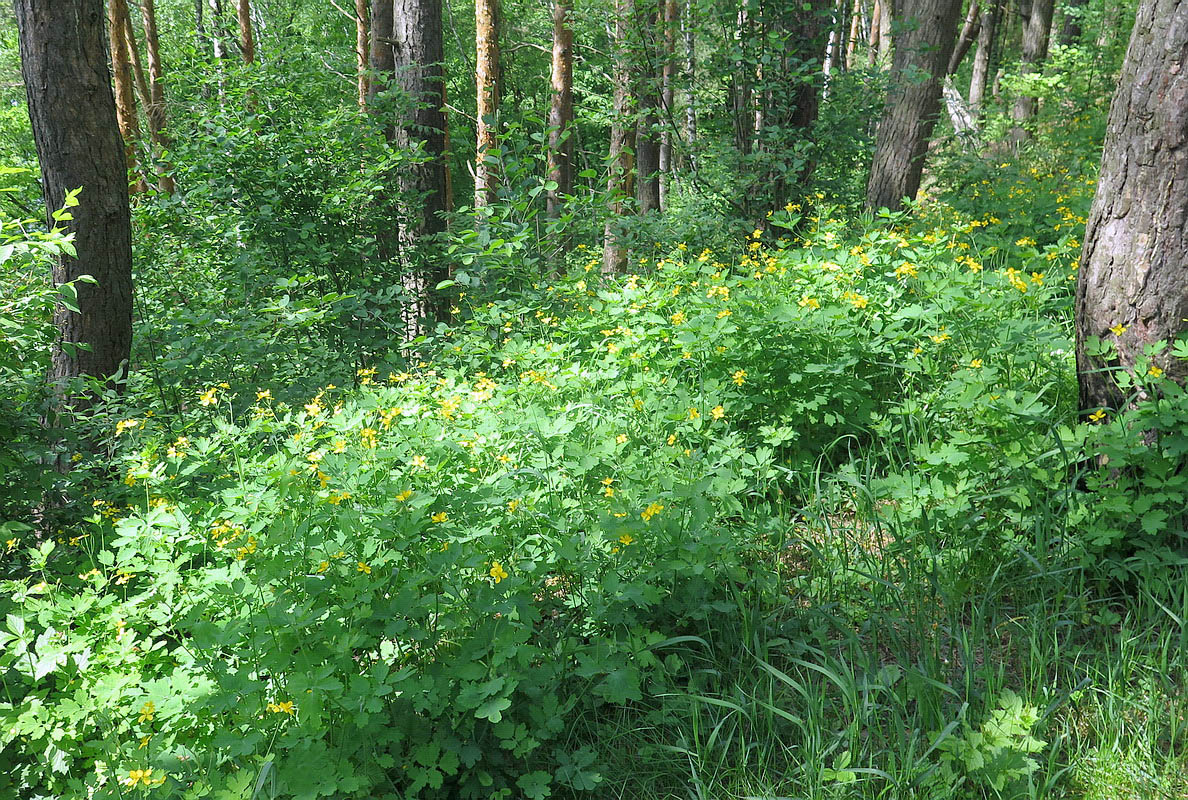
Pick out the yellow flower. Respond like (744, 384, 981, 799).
(1015, 236, 1036, 247)
(357, 561, 371, 574)
(603, 486, 615, 498)
(969, 359, 983, 369)
(316, 561, 329, 573)
(1148, 365, 1164, 378)
(198, 387, 218, 407)
(431, 512, 448, 523)
(711, 405, 725, 420)
(1088, 409, 1106, 423)
(266, 701, 296, 715)
(670, 311, 687, 325)
(894, 263, 918, 279)
(717, 309, 732, 319)
(641, 502, 664, 521)
(256, 389, 271, 401)
(123, 768, 165, 788)
(1030, 272, 1044, 285)
(507, 499, 520, 513)
(5, 537, 17, 551)
(396, 489, 413, 502)
(798, 295, 820, 310)
(618, 533, 634, 546)
(848, 294, 869, 309)
(732, 369, 747, 386)
(1109, 323, 1128, 336)
(138, 701, 155, 724)
(687, 408, 700, 420)
(360, 428, 378, 449)
(115, 418, 140, 436)
(489, 561, 509, 583)
(410, 455, 427, 469)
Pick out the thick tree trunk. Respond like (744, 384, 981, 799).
(1075, 0, 1188, 412)
(107, 0, 143, 193)
(1009, 0, 1054, 141)
(356, 0, 370, 109)
(968, 0, 997, 111)
(864, 0, 963, 210)
(369, 0, 449, 337)
(603, 0, 634, 274)
(141, 0, 175, 193)
(546, 0, 574, 219)
(635, 0, 661, 215)
(658, 0, 677, 209)
(237, 0, 256, 64)
(14, 0, 134, 402)
(947, 0, 980, 74)
(475, 0, 501, 208)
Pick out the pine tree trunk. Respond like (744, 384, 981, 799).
(475, 0, 501, 208)
(14, 0, 134, 403)
(356, 0, 370, 109)
(968, 0, 997, 111)
(603, 0, 635, 274)
(546, 0, 574, 219)
(947, 0, 980, 74)
(868, 0, 882, 66)
(864, 0, 963, 210)
(237, 0, 256, 64)
(140, 0, 175, 193)
(846, 0, 863, 68)
(1075, 0, 1188, 412)
(108, 0, 144, 193)
(1009, 0, 1054, 141)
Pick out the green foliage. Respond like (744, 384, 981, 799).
(929, 691, 1046, 797)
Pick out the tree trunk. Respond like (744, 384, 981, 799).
(237, 0, 256, 64)
(968, 0, 997, 111)
(682, 0, 696, 160)
(356, 0, 370, 109)
(1075, 0, 1188, 412)
(475, 0, 501, 208)
(1009, 0, 1054, 141)
(546, 0, 574, 219)
(877, 0, 892, 60)
(658, 0, 677, 209)
(369, 0, 449, 337)
(731, 5, 754, 155)
(14, 0, 134, 403)
(635, 0, 661, 216)
(846, 0, 863, 68)
(864, 0, 963, 210)
(107, 0, 144, 193)
(141, 0, 175, 193)
(1058, 0, 1086, 44)
(947, 0, 980, 74)
(603, 0, 634, 274)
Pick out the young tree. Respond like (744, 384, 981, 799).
(237, 0, 256, 64)
(603, 0, 635, 274)
(864, 0, 963, 210)
(356, 0, 370, 109)
(546, 0, 574, 219)
(968, 0, 997, 111)
(475, 0, 501, 208)
(108, 0, 144, 192)
(946, 0, 980, 74)
(1075, 0, 1188, 412)
(14, 0, 134, 402)
(1009, 0, 1054, 141)
(658, 0, 678, 208)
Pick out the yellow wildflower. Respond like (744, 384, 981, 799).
(641, 503, 664, 522)
(489, 562, 509, 583)
(357, 562, 371, 574)
(266, 701, 296, 715)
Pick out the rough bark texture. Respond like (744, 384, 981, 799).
(356, 0, 370, 109)
(864, 0, 963, 210)
(1009, 0, 1054, 141)
(107, 0, 142, 190)
(968, 0, 997, 111)
(603, 0, 635, 274)
(658, 0, 678, 209)
(634, 1, 662, 215)
(15, 0, 134, 399)
(868, 0, 882, 65)
(369, 0, 449, 338)
(546, 0, 574, 219)
(947, 0, 980, 74)
(141, 0, 175, 193)
(1075, 0, 1188, 411)
(682, 0, 696, 158)
(475, 0, 501, 208)
(237, 0, 256, 63)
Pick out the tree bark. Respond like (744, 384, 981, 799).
(237, 0, 256, 64)
(682, 0, 696, 160)
(1075, 0, 1188, 412)
(475, 0, 501, 208)
(864, 0, 963, 210)
(603, 0, 635, 274)
(356, 0, 370, 109)
(107, 0, 144, 193)
(140, 0, 176, 193)
(658, 0, 678, 209)
(846, 0, 863, 68)
(635, 0, 661, 215)
(546, 0, 574, 219)
(947, 0, 980, 74)
(1009, 0, 1054, 141)
(14, 0, 134, 403)
(968, 0, 997, 111)
(868, 0, 882, 65)
(1058, 0, 1086, 44)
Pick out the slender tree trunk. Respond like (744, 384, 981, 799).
(682, 0, 696, 160)
(865, 0, 963, 210)
(369, 0, 449, 337)
(603, 0, 635, 274)
(846, 0, 863, 68)
(14, 0, 134, 405)
(658, 0, 677, 209)
(123, 13, 151, 117)
(635, 1, 661, 215)
(1058, 0, 1085, 43)
(968, 0, 997, 111)
(475, 0, 501, 208)
(546, 0, 574, 219)
(108, 0, 144, 193)
(868, 0, 882, 65)
(237, 0, 256, 64)
(947, 0, 980, 73)
(356, 0, 370, 109)
(877, 0, 892, 61)
(141, 0, 175, 193)
(1010, 0, 1054, 141)
(1075, 0, 1188, 411)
